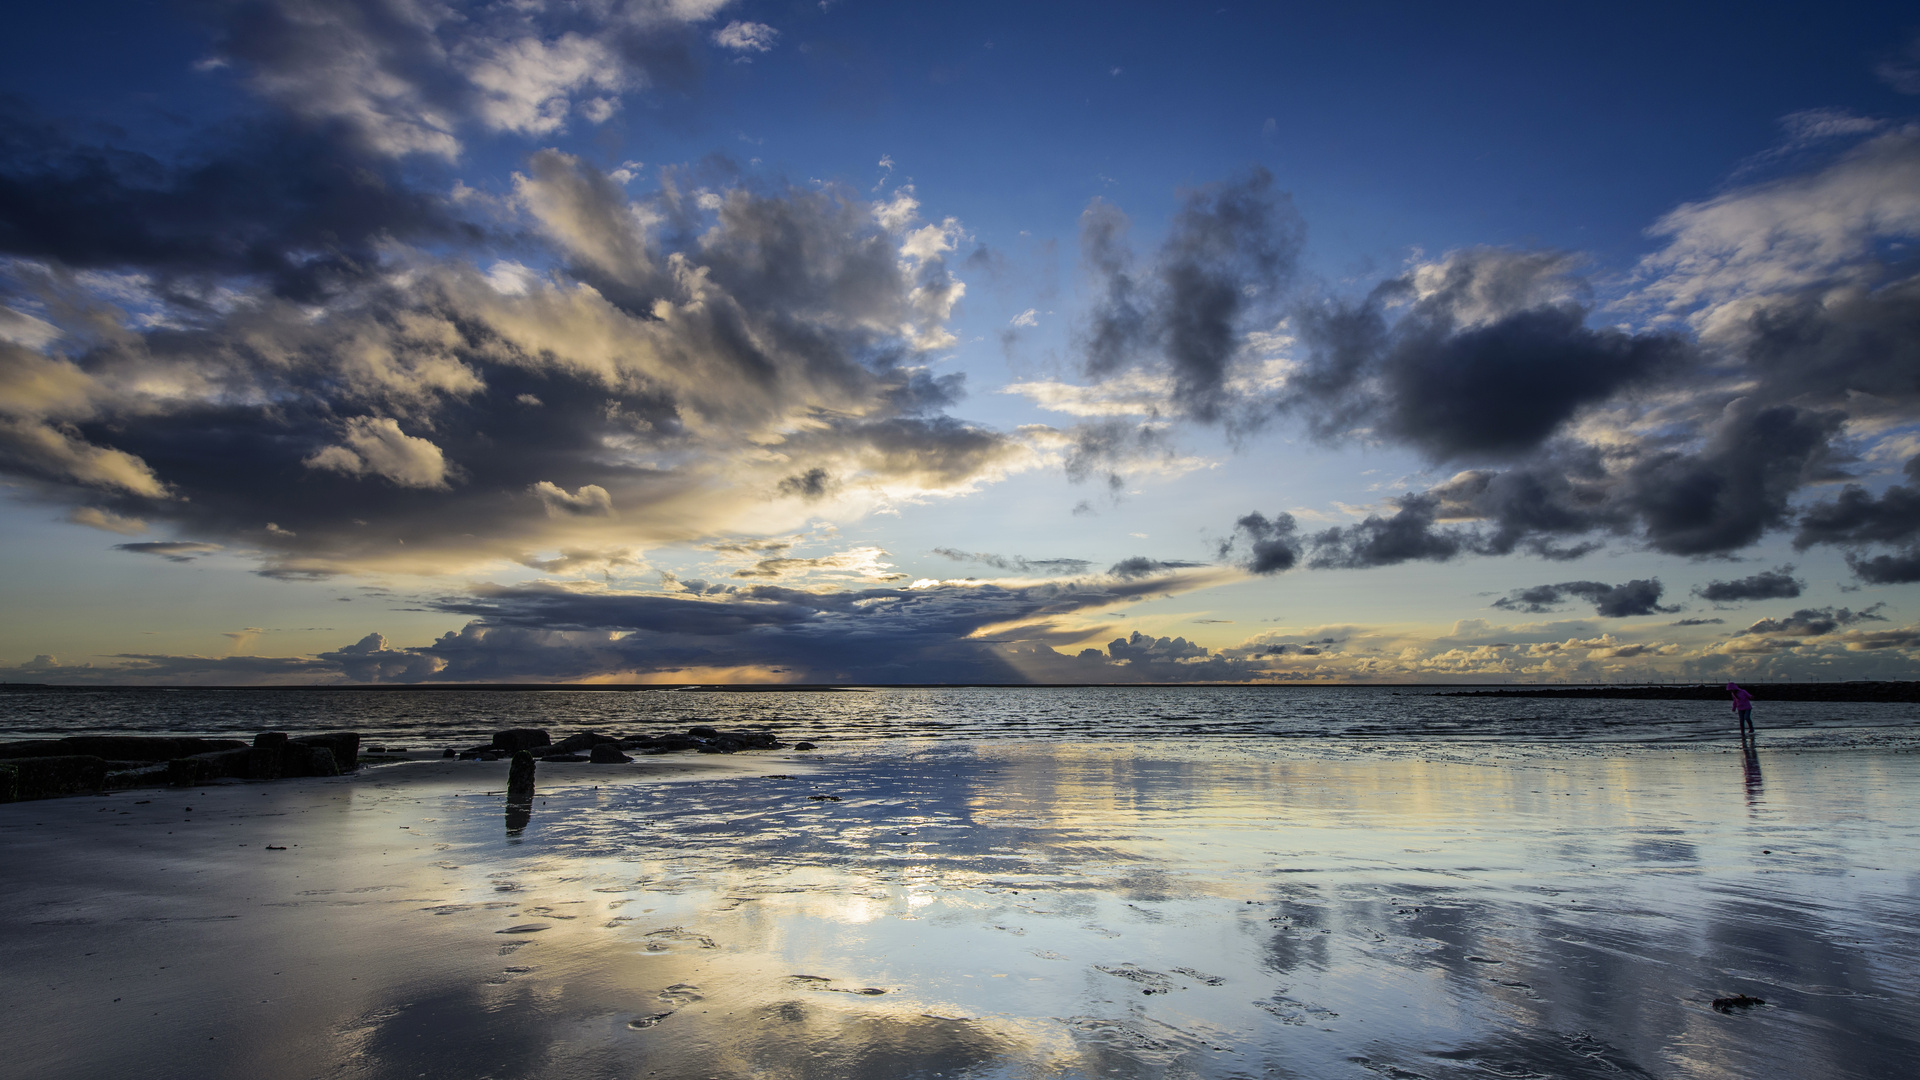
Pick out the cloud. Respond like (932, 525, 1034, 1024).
(532, 481, 616, 517)
(0, 101, 483, 299)
(1307, 493, 1470, 569)
(712, 20, 778, 53)
(305, 417, 452, 489)
(1792, 454, 1920, 581)
(1290, 248, 1689, 462)
(114, 540, 223, 562)
(0, 144, 1011, 577)
(1880, 38, 1920, 94)
(1106, 556, 1206, 579)
(67, 506, 147, 535)
(931, 549, 1094, 575)
(776, 467, 838, 501)
(204, 0, 724, 159)
(1693, 567, 1803, 603)
(1846, 550, 1920, 584)
(1219, 510, 1302, 574)
(1492, 579, 1678, 618)
(1733, 604, 1885, 638)
(1077, 168, 1305, 421)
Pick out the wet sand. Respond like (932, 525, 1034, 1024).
(2, 741, 1916, 1079)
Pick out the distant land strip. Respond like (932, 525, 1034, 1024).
(1439, 682, 1920, 702)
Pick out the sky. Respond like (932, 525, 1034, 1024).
(3, 1, 1920, 685)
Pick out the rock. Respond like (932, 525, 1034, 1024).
(493, 729, 551, 753)
(0, 755, 109, 801)
(589, 744, 633, 764)
(168, 748, 254, 785)
(0, 736, 246, 762)
(303, 746, 341, 777)
(248, 732, 290, 780)
(541, 753, 589, 762)
(546, 732, 613, 755)
(105, 763, 172, 790)
(507, 751, 536, 803)
(442, 748, 457, 758)
(290, 732, 361, 773)
(1712, 994, 1766, 1013)
(794, 742, 818, 751)
(687, 726, 720, 738)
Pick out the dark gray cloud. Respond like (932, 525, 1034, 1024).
(113, 541, 223, 563)
(1791, 456, 1920, 583)
(1739, 272, 1920, 409)
(1671, 617, 1725, 626)
(1846, 550, 1920, 584)
(1218, 511, 1301, 574)
(1734, 604, 1886, 638)
(1693, 567, 1804, 603)
(370, 571, 1227, 682)
(1078, 169, 1304, 421)
(1623, 402, 1847, 556)
(931, 549, 1094, 575)
(1291, 249, 1689, 462)
(1106, 557, 1206, 579)
(1307, 494, 1470, 570)
(1106, 630, 1208, 663)
(1426, 459, 1619, 559)
(1492, 579, 1678, 618)
(777, 468, 837, 501)
(0, 102, 481, 301)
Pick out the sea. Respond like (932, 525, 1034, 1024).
(2, 683, 1916, 749)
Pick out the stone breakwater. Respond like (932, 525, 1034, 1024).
(0, 732, 360, 801)
(453, 725, 799, 762)
(0, 724, 800, 802)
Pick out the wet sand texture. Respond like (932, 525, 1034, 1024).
(1, 741, 1916, 1079)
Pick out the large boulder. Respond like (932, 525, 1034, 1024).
(588, 743, 633, 764)
(290, 732, 360, 774)
(492, 729, 551, 753)
(545, 732, 613, 755)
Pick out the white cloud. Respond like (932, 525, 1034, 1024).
(532, 481, 617, 517)
(1003, 372, 1173, 416)
(304, 417, 452, 489)
(1633, 127, 1920, 331)
(713, 20, 779, 53)
(1009, 308, 1039, 327)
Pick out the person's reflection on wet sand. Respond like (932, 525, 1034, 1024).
(1741, 732, 1764, 808)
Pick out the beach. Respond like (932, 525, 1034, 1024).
(3, 735, 1916, 1079)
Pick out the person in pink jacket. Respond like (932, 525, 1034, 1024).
(1726, 682, 1753, 736)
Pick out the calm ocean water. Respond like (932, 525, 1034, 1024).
(2, 685, 1914, 748)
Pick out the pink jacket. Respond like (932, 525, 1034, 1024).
(1727, 685, 1752, 711)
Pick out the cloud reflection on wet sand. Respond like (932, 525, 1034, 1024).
(1, 742, 1916, 1078)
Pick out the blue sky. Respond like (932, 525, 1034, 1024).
(3, 0, 1920, 684)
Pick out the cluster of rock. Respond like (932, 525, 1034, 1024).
(457, 726, 796, 763)
(0, 732, 360, 802)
